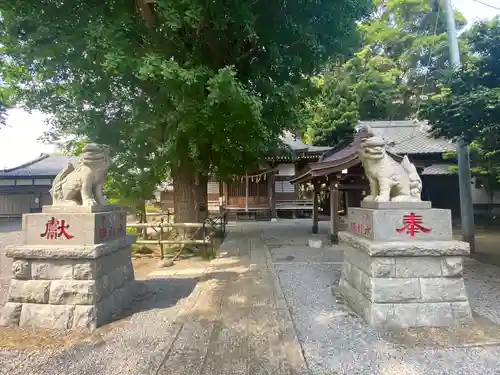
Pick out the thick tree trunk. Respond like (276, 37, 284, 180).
(172, 167, 208, 238)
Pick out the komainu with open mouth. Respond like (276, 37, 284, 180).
(358, 126, 422, 203)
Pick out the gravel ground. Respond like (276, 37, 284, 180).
(275, 249, 500, 375)
(0, 220, 201, 375)
(0, 276, 198, 375)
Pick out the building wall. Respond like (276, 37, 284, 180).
(276, 163, 295, 176)
(227, 178, 268, 207)
(421, 175, 460, 216)
(470, 177, 500, 204)
(159, 191, 174, 212)
(156, 163, 306, 212)
(275, 163, 297, 201)
(274, 180, 296, 201)
(0, 185, 52, 217)
(470, 176, 500, 215)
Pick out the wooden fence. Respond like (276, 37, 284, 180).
(128, 212, 227, 260)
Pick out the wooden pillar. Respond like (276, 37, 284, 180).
(223, 182, 228, 207)
(312, 183, 319, 234)
(219, 180, 224, 213)
(330, 179, 339, 245)
(344, 190, 349, 216)
(268, 171, 277, 220)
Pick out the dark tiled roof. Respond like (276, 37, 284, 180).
(307, 145, 333, 153)
(0, 154, 78, 178)
(421, 163, 455, 175)
(320, 141, 357, 163)
(280, 131, 332, 153)
(359, 120, 455, 154)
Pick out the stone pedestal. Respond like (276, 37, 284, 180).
(0, 205, 136, 330)
(338, 202, 473, 329)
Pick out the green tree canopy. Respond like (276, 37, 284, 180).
(1, 0, 372, 222)
(424, 16, 500, 188)
(302, 0, 467, 146)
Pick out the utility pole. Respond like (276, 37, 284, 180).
(443, 0, 475, 252)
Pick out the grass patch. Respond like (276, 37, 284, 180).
(131, 244, 155, 255)
(145, 205, 162, 213)
(127, 227, 139, 235)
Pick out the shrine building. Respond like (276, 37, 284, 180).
(288, 120, 461, 242)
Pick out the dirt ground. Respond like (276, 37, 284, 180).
(0, 256, 161, 351)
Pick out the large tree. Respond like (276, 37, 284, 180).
(424, 16, 500, 189)
(302, 0, 467, 146)
(1, 0, 371, 222)
(301, 62, 360, 146)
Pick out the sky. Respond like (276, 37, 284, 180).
(0, 0, 499, 169)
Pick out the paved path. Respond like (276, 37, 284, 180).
(149, 223, 308, 375)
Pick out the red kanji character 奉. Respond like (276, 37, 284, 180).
(99, 216, 107, 239)
(396, 212, 432, 237)
(40, 217, 74, 240)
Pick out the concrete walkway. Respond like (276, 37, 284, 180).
(149, 222, 308, 375)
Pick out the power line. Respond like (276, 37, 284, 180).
(471, 0, 500, 11)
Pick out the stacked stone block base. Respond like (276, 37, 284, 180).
(0, 236, 136, 330)
(339, 229, 474, 329)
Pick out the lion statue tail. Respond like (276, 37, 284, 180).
(50, 162, 75, 202)
(401, 155, 422, 200)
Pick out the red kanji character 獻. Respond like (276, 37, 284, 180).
(40, 217, 74, 240)
(396, 212, 432, 237)
(364, 226, 372, 236)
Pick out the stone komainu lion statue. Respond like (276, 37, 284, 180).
(50, 143, 111, 206)
(358, 125, 422, 203)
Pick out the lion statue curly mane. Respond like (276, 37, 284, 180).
(50, 143, 111, 206)
(358, 125, 422, 203)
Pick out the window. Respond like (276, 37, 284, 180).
(275, 181, 295, 193)
(207, 181, 220, 194)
